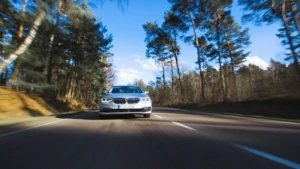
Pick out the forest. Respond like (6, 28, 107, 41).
(141, 0, 300, 106)
(0, 0, 120, 106)
(0, 0, 299, 108)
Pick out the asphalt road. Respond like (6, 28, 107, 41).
(0, 107, 300, 169)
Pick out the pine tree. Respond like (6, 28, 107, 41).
(239, 0, 300, 82)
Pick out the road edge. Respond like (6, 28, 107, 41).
(156, 107, 300, 125)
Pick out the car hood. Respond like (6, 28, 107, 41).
(103, 93, 149, 98)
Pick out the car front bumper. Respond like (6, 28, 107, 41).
(99, 102, 152, 115)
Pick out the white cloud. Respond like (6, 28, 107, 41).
(179, 60, 188, 66)
(114, 57, 121, 61)
(135, 58, 143, 64)
(127, 68, 139, 74)
(113, 54, 161, 84)
(243, 56, 269, 70)
(115, 68, 140, 85)
(142, 59, 160, 71)
(133, 55, 160, 71)
(132, 54, 142, 59)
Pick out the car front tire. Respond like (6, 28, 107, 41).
(99, 114, 105, 119)
(143, 114, 151, 118)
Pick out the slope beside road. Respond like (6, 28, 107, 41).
(0, 108, 299, 169)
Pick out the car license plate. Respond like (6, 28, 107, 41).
(118, 105, 134, 109)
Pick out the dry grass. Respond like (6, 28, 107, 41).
(0, 87, 55, 121)
(0, 87, 95, 121)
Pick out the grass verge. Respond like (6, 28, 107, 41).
(166, 96, 300, 123)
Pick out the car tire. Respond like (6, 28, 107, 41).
(99, 114, 105, 119)
(143, 114, 151, 118)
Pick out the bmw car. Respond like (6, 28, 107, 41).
(99, 85, 152, 118)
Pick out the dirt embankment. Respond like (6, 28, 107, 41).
(0, 87, 89, 121)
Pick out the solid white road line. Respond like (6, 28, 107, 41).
(0, 112, 93, 139)
(172, 122, 197, 131)
(235, 144, 300, 169)
(154, 115, 163, 119)
(0, 119, 65, 138)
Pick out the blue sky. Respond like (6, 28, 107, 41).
(93, 0, 286, 85)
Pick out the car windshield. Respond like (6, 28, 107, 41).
(110, 86, 143, 93)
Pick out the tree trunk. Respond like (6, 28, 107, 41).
(170, 59, 174, 96)
(202, 54, 207, 100)
(0, 32, 5, 85)
(65, 70, 77, 102)
(46, 34, 55, 83)
(170, 31, 184, 99)
(197, 52, 206, 102)
(186, 9, 205, 101)
(173, 52, 184, 99)
(248, 66, 257, 98)
(281, 0, 300, 80)
(200, 55, 205, 102)
(9, 0, 28, 88)
(0, 10, 46, 74)
(161, 60, 166, 91)
(224, 32, 239, 100)
(17, 0, 27, 39)
(215, 12, 227, 102)
(46, 0, 63, 84)
(289, 0, 300, 34)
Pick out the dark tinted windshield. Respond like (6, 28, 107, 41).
(110, 86, 143, 93)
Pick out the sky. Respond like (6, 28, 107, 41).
(92, 0, 286, 85)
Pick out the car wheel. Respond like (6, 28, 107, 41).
(143, 114, 151, 118)
(99, 114, 105, 119)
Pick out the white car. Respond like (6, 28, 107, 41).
(99, 85, 152, 118)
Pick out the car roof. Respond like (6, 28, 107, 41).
(112, 85, 139, 88)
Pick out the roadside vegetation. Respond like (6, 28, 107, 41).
(0, 0, 128, 120)
(139, 0, 300, 119)
(0, 87, 89, 121)
(1, 0, 299, 121)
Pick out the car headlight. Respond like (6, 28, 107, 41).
(141, 97, 151, 102)
(101, 98, 113, 103)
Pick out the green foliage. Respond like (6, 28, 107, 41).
(238, 0, 300, 78)
(143, 0, 300, 105)
(0, 0, 117, 105)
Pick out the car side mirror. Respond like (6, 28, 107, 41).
(144, 91, 149, 94)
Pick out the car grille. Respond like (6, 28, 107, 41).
(127, 98, 140, 104)
(113, 98, 126, 104)
(113, 98, 140, 104)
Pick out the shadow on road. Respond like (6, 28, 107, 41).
(1, 108, 300, 169)
(55, 111, 145, 120)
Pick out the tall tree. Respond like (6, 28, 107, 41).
(0, 0, 129, 75)
(0, 10, 46, 74)
(162, 11, 188, 98)
(239, 0, 300, 81)
(194, 36, 216, 101)
(221, 16, 250, 100)
(205, 0, 233, 101)
(168, 0, 208, 101)
(143, 22, 169, 92)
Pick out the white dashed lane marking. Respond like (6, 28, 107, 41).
(172, 122, 197, 131)
(0, 119, 65, 138)
(0, 112, 89, 139)
(154, 115, 163, 119)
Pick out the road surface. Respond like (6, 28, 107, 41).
(0, 107, 299, 169)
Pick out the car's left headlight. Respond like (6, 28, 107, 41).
(101, 98, 113, 103)
(141, 97, 151, 102)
